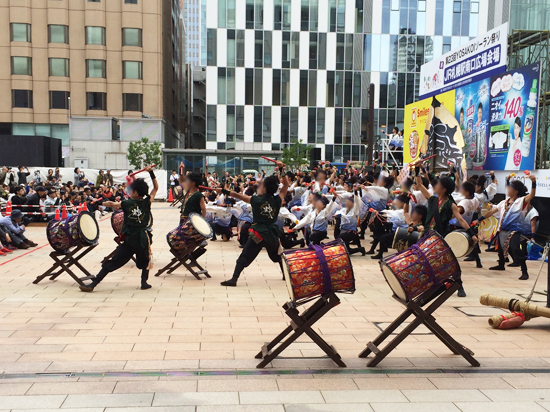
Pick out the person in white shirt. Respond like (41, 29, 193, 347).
(294, 194, 338, 245)
(334, 191, 365, 256)
(169, 170, 179, 196)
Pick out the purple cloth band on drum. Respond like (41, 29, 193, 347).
(309, 243, 333, 295)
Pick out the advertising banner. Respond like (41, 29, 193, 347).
(403, 90, 456, 164)
(454, 77, 491, 170)
(419, 23, 508, 99)
(485, 62, 541, 171)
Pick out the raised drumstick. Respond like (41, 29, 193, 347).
(261, 156, 285, 166)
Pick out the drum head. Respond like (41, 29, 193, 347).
(381, 263, 407, 301)
(78, 212, 99, 243)
(445, 231, 470, 258)
(282, 255, 295, 302)
(189, 213, 213, 238)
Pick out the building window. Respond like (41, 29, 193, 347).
(88, 0, 101, 2)
(123, 93, 143, 111)
(85, 26, 106, 45)
(471, 0, 479, 13)
(123, 61, 143, 79)
(122, 28, 142, 47)
(391, 0, 399, 11)
(49, 58, 70, 77)
(11, 57, 32, 76)
(418, 0, 426, 12)
(453, 1, 461, 12)
(443, 42, 451, 54)
(87, 92, 106, 110)
(11, 23, 31, 42)
(207, 105, 216, 141)
(50, 91, 70, 110)
(246, 0, 254, 29)
(125, 0, 138, 3)
(12, 90, 33, 108)
(49, 25, 69, 44)
(86, 60, 106, 78)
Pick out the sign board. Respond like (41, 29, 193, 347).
(419, 23, 508, 99)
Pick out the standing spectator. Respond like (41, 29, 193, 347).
(105, 170, 114, 186)
(96, 170, 105, 187)
(17, 167, 30, 185)
(5, 167, 16, 188)
(46, 169, 55, 182)
(33, 170, 43, 184)
(0, 210, 38, 249)
(0, 166, 7, 185)
(170, 170, 179, 194)
(54, 167, 62, 181)
(74, 168, 86, 184)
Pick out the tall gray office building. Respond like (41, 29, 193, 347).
(174, 0, 532, 172)
(184, 0, 207, 66)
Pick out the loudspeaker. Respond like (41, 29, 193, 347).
(0, 135, 62, 167)
(310, 148, 321, 170)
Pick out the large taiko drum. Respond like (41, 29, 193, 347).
(392, 227, 421, 252)
(167, 213, 213, 255)
(380, 231, 460, 302)
(445, 230, 475, 258)
(46, 211, 100, 253)
(282, 239, 355, 305)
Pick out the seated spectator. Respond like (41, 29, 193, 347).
(46, 169, 55, 182)
(0, 210, 38, 250)
(0, 223, 17, 255)
(32, 170, 43, 184)
(0, 184, 8, 201)
(10, 185, 27, 213)
(96, 170, 106, 187)
(44, 188, 60, 218)
(25, 186, 47, 222)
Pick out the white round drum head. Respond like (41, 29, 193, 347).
(445, 232, 469, 258)
(282, 256, 295, 301)
(382, 264, 407, 301)
(79, 213, 99, 242)
(190, 214, 212, 238)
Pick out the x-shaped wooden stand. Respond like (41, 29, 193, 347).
(359, 280, 480, 367)
(33, 244, 98, 286)
(154, 246, 210, 280)
(256, 293, 346, 369)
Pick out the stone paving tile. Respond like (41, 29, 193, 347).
(401, 389, 490, 402)
(370, 403, 461, 412)
(197, 378, 278, 392)
(63, 393, 154, 408)
(354, 377, 436, 390)
(481, 389, 550, 402)
(153, 391, 240, 406)
(0, 395, 66, 409)
(455, 401, 549, 412)
(0, 382, 32, 395)
(26, 382, 116, 395)
(197, 407, 284, 412)
(321, 390, 408, 403)
(114, 380, 198, 393)
(285, 405, 374, 412)
(105, 408, 194, 412)
(276, 378, 358, 391)
(239, 390, 325, 405)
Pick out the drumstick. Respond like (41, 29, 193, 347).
(261, 156, 285, 166)
(129, 165, 156, 178)
(408, 154, 436, 169)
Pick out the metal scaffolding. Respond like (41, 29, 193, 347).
(509, 30, 550, 169)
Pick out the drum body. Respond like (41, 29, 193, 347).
(381, 231, 460, 302)
(282, 239, 355, 305)
(111, 209, 124, 236)
(392, 227, 420, 251)
(445, 230, 475, 258)
(47, 211, 100, 253)
(167, 213, 213, 255)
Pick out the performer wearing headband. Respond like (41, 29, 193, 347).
(80, 166, 158, 292)
(216, 161, 289, 287)
(479, 174, 537, 280)
(180, 172, 207, 221)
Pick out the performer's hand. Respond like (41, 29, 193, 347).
(529, 174, 537, 182)
(275, 160, 284, 169)
(417, 225, 424, 232)
(144, 165, 154, 172)
(472, 235, 479, 244)
(407, 226, 414, 234)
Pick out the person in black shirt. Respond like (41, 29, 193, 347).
(215, 161, 289, 287)
(80, 166, 158, 292)
(180, 172, 207, 221)
(17, 167, 30, 185)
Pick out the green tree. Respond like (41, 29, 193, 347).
(282, 140, 313, 171)
(127, 137, 163, 170)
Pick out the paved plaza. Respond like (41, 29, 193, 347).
(2, 204, 550, 411)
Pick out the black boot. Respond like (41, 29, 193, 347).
(457, 286, 466, 297)
(371, 251, 384, 260)
(519, 263, 529, 280)
(221, 279, 238, 287)
(366, 240, 379, 255)
(141, 269, 152, 290)
(489, 262, 505, 271)
(80, 268, 109, 292)
(476, 257, 483, 268)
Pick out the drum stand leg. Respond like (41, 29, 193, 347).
(358, 281, 479, 367)
(102, 237, 137, 264)
(255, 293, 346, 369)
(154, 247, 211, 280)
(33, 244, 98, 287)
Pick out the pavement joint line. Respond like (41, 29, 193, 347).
(2, 368, 550, 380)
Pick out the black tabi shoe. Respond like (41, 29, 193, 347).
(79, 284, 95, 292)
(486, 247, 497, 252)
(300, 239, 305, 248)
(140, 283, 152, 290)
(519, 272, 529, 280)
(463, 256, 476, 262)
(457, 287, 467, 297)
(365, 249, 376, 255)
(371, 253, 383, 260)
(489, 265, 505, 271)
(476, 260, 483, 269)
(504, 257, 510, 263)
(508, 262, 521, 267)
(220, 279, 237, 287)
(360, 247, 366, 256)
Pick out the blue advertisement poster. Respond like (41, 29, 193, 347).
(455, 78, 491, 171)
(486, 62, 541, 171)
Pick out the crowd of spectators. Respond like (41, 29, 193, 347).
(0, 166, 128, 256)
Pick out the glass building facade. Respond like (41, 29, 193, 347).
(197, 0, 509, 162)
(185, 0, 207, 66)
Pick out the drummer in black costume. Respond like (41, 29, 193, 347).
(80, 166, 158, 292)
(414, 167, 478, 297)
(216, 160, 289, 287)
(180, 172, 207, 220)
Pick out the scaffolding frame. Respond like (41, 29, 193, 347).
(509, 30, 550, 169)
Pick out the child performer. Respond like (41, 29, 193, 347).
(293, 194, 338, 245)
(80, 166, 158, 292)
(479, 174, 537, 280)
(335, 190, 365, 255)
(450, 181, 481, 268)
(180, 172, 207, 221)
(216, 161, 289, 287)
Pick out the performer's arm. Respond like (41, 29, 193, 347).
(414, 168, 432, 201)
(278, 161, 289, 201)
(294, 212, 312, 230)
(143, 166, 159, 203)
(525, 175, 537, 204)
(200, 197, 207, 218)
(103, 200, 121, 209)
